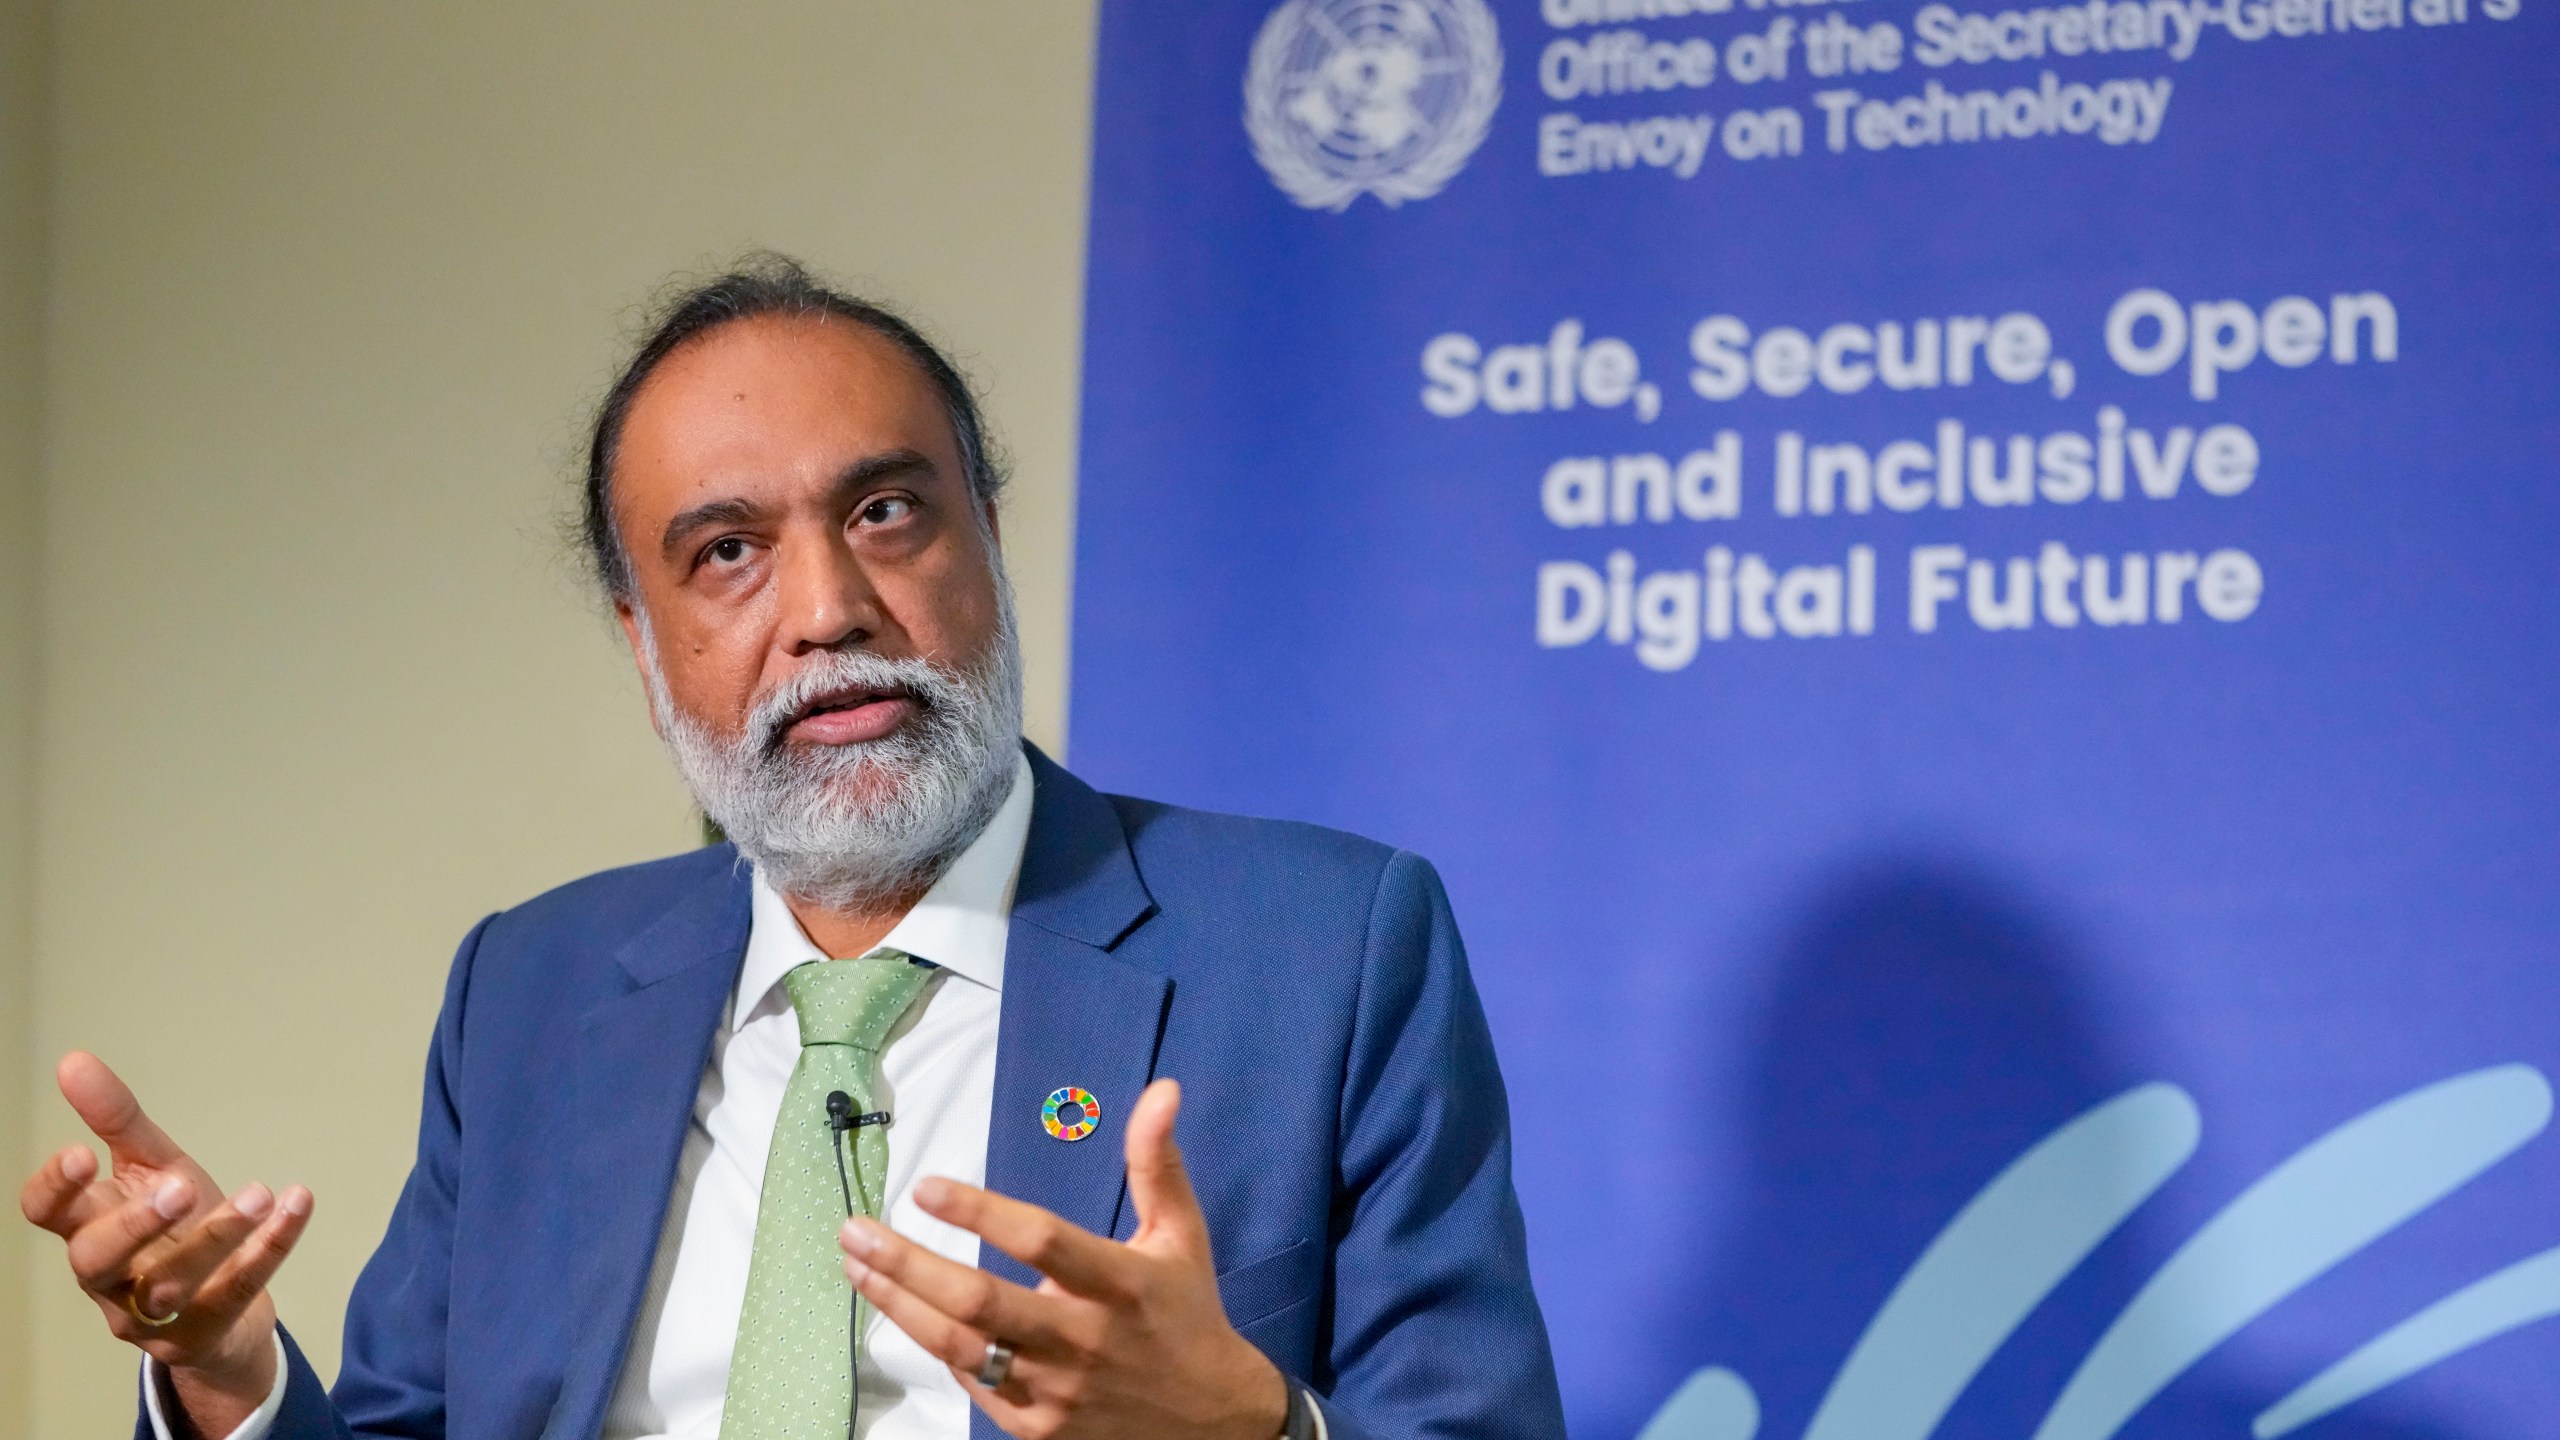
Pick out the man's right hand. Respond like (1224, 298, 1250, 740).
(18, 1051, 313, 1439)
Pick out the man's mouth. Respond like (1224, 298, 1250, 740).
(781, 686, 920, 748)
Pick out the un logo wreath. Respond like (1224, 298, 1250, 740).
(1244, 0, 1504, 212)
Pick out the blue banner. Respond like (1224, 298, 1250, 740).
(1073, 3, 2560, 1436)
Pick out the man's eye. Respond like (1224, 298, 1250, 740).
(861, 496, 915, 526)
(706, 537, 751, 565)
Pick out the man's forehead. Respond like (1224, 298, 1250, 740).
(615, 315, 958, 500)
(642, 314, 937, 425)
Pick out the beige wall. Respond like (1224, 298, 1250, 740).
(1, 0, 48, 1426)
(17, 4, 1097, 1433)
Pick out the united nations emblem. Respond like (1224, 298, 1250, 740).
(1244, 0, 1503, 212)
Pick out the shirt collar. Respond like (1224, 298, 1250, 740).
(732, 750, 1035, 1031)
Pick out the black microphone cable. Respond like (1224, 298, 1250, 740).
(826, 1090, 891, 1440)
(827, 1091, 860, 1440)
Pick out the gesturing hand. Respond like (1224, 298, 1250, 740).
(841, 1078, 1291, 1440)
(19, 1052, 313, 1438)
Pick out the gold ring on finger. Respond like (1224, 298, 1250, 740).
(123, 1277, 182, 1328)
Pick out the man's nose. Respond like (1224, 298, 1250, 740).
(774, 526, 883, 654)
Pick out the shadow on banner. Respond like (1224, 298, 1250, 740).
(1639, 859, 2459, 1440)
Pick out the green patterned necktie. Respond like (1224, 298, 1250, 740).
(722, 951, 934, 1440)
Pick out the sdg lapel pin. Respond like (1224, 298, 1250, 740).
(1043, 1086, 1100, 1142)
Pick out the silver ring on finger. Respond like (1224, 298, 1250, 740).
(123, 1277, 182, 1328)
(975, 1340, 1014, 1390)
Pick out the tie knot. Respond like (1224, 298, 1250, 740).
(784, 952, 932, 1052)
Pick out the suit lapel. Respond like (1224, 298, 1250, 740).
(545, 855, 751, 1440)
(982, 747, 1167, 1291)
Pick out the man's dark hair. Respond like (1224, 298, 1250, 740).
(580, 252, 1005, 601)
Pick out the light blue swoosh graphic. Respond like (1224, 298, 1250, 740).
(2032, 1064, 2554, 1440)
(1802, 1084, 2201, 1440)
(2252, 1243, 2560, 1438)
(1634, 1366, 1759, 1440)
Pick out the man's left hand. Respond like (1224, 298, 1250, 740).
(841, 1077, 1291, 1440)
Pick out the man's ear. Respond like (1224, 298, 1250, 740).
(981, 499, 1003, 550)
(615, 599, 667, 741)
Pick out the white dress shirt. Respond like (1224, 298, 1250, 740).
(154, 752, 1033, 1440)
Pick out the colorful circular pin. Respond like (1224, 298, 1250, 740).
(1042, 1086, 1100, 1142)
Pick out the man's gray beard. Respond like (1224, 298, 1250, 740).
(637, 594, 1023, 911)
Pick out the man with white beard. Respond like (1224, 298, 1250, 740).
(25, 255, 1565, 1440)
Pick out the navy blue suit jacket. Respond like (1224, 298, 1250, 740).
(183, 749, 1561, 1440)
